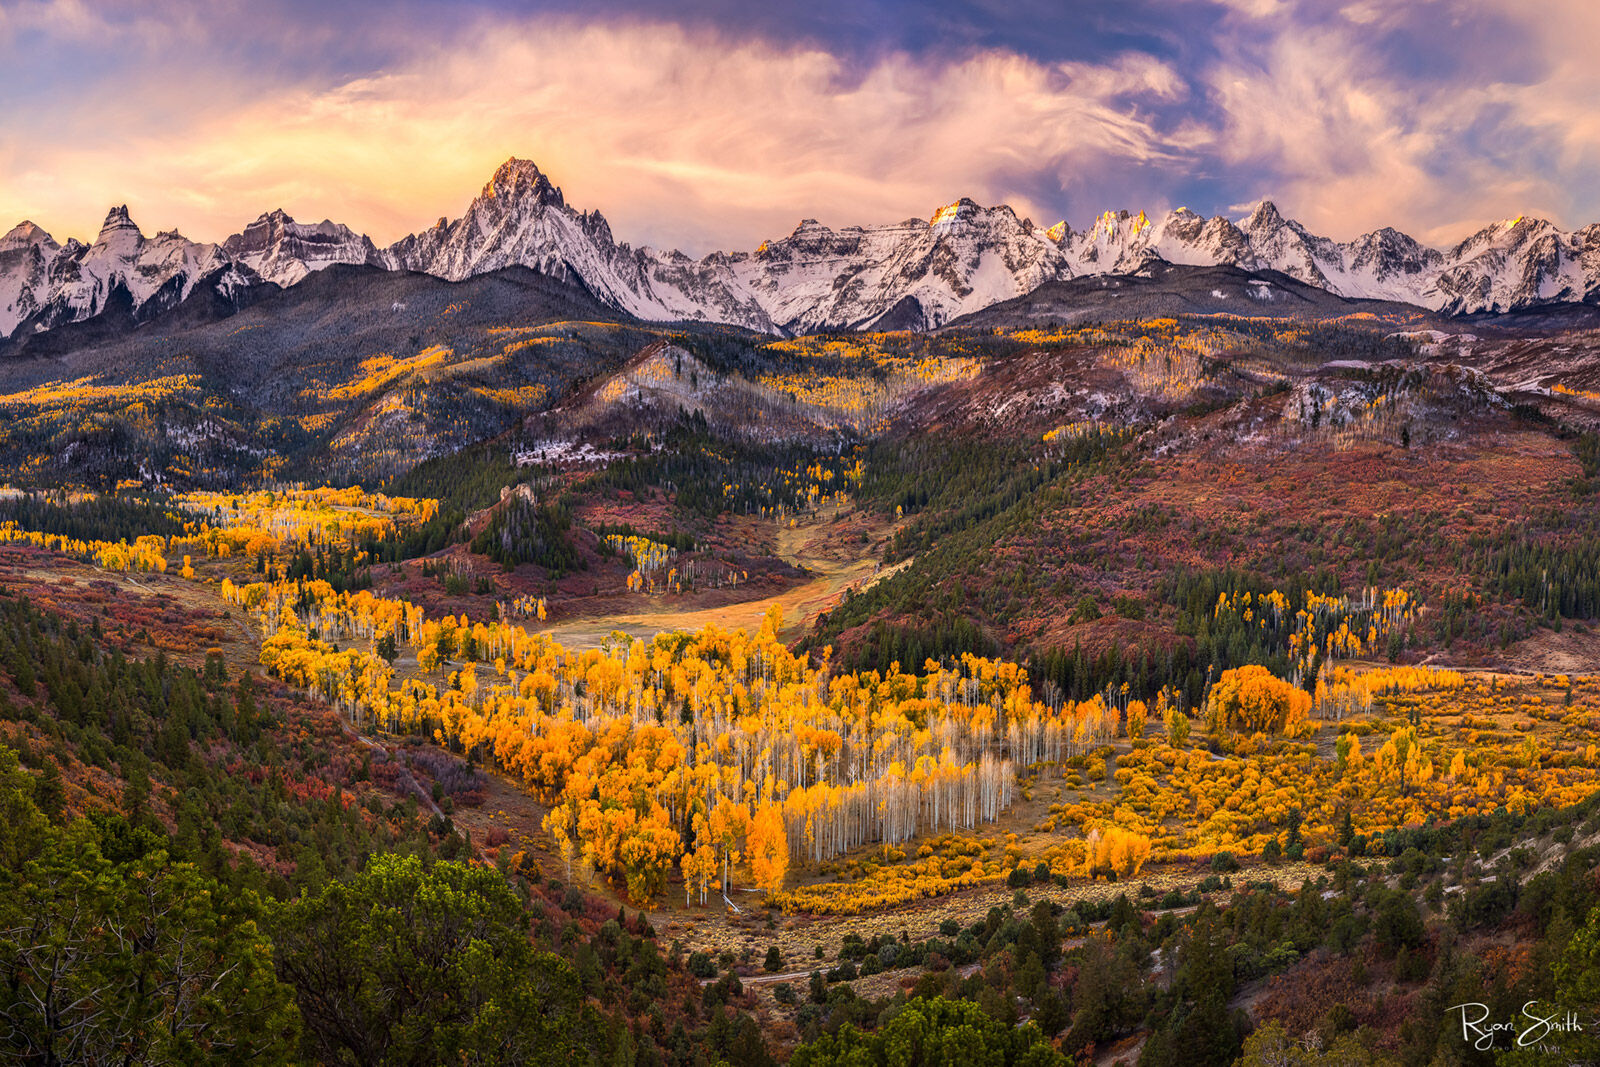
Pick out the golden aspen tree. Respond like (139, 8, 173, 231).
(1209, 665, 1311, 735)
(747, 804, 789, 893)
(1164, 706, 1191, 747)
(1126, 700, 1148, 740)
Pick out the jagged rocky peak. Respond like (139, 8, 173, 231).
(763, 217, 853, 255)
(1500, 214, 1547, 234)
(1241, 200, 1288, 233)
(225, 209, 365, 251)
(1347, 227, 1437, 275)
(1454, 213, 1555, 253)
(221, 208, 380, 287)
(1, 221, 58, 253)
(481, 157, 564, 208)
(234, 208, 299, 237)
(15, 155, 1600, 344)
(1160, 206, 1203, 230)
(929, 197, 983, 226)
(95, 204, 143, 244)
(927, 198, 1030, 233)
(1091, 209, 1151, 237)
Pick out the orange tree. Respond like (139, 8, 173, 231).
(1209, 665, 1311, 736)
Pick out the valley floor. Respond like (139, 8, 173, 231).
(533, 504, 909, 649)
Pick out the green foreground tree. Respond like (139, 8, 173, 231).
(272, 852, 597, 1065)
(791, 995, 1066, 1066)
(0, 746, 296, 1065)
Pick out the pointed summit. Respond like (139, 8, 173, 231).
(97, 204, 142, 238)
(222, 206, 380, 286)
(490, 157, 544, 183)
(94, 204, 145, 247)
(1241, 200, 1286, 232)
(929, 198, 982, 226)
(790, 218, 827, 235)
(482, 158, 563, 208)
(233, 209, 296, 239)
(237, 209, 349, 241)
(0, 221, 58, 254)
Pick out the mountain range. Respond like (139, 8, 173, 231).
(6, 157, 1600, 342)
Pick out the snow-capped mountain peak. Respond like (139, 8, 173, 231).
(1241, 199, 1287, 233)
(93, 205, 144, 252)
(10, 157, 1600, 342)
(222, 209, 382, 286)
(0, 204, 234, 337)
(1098, 209, 1151, 239)
(930, 198, 984, 227)
(0, 222, 61, 337)
(0, 221, 59, 255)
(481, 158, 565, 208)
(1429, 213, 1582, 312)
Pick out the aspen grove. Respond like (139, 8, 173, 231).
(222, 578, 1136, 904)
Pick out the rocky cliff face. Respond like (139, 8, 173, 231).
(223, 210, 384, 286)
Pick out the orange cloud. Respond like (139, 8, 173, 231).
(0, 18, 1186, 252)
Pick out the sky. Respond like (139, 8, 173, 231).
(2, 0, 1598, 255)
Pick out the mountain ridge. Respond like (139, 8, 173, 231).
(8, 156, 1600, 340)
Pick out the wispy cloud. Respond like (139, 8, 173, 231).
(1190, 0, 1600, 244)
(1, 1, 1598, 254)
(0, 15, 1192, 251)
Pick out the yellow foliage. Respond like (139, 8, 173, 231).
(1210, 665, 1311, 736)
(1083, 825, 1152, 880)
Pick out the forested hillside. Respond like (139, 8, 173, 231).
(6, 311, 1600, 1064)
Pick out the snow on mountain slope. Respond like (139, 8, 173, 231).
(381, 162, 1069, 333)
(729, 199, 1069, 332)
(222, 210, 383, 286)
(0, 208, 260, 338)
(1048, 202, 1445, 306)
(1428, 216, 1600, 313)
(10, 156, 1600, 343)
(31, 207, 232, 332)
(0, 222, 59, 338)
(1330, 227, 1444, 302)
(1043, 198, 1600, 313)
(382, 160, 777, 333)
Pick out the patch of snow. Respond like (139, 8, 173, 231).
(513, 440, 626, 466)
